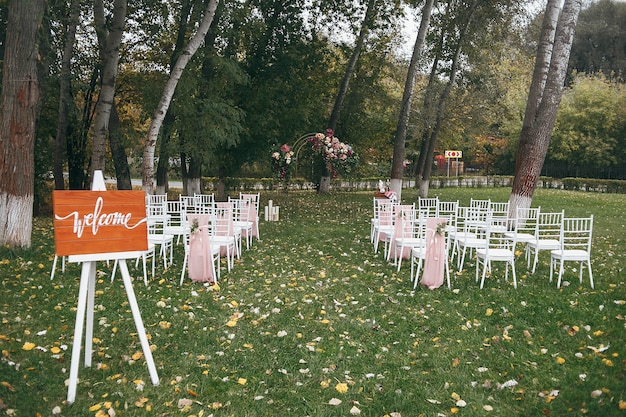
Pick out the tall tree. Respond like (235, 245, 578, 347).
(569, 0, 626, 82)
(141, 0, 220, 193)
(327, 0, 378, 133)
(0, 0, 47, 248)
(510, 0, 583, 214)
(53, 0, 80, 190)
(389, 0, 435, 200)
(414, 0, 479, 197)
(90, 0, 127, 183)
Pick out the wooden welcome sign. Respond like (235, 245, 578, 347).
(53, 190, 148, 256)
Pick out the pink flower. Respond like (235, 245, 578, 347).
(280, 143, 290, 153)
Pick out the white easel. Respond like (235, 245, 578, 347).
(65, 171, 159, 403)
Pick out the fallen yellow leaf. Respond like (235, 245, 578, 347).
(1, 381, 15, 392)
(88, 403, 102, 411)
(335, 382, 348, 393)
(22, 342, 36, 351)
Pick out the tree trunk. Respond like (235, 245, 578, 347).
(90, 0, 127, 182)
(510, 0, 582, 214)
(417, 2, 477, 197)
(108, 102, 132, 190)
(54, 0, 79, 190)
(327, 0, 376, 132)
(142, 0, 220, 194)
(0, 0, 46, 248)
(68, 66, 98, 190)
(319, 176, 331, 194)
(414, 24, 445, 189)
(389, 0, 435, 201)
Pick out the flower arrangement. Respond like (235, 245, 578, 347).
(190, 219, 200, 234)
(307, 129, 358, 178)
(271, 143, 295, 180)
(436, 221, 447, 236)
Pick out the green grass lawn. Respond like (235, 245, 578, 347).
(1, 187, 625, 416)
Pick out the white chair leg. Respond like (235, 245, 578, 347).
(50, 255, 59, 280)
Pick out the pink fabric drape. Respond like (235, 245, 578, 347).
(187, 214, 216, 283)
(388, 205, 415, 260)
(421, 217, 447, 290)
(240, 194, 259, 238)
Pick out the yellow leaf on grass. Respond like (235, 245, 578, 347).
(556, 357, 566, 364)
(88, 403, 102, 411)
(132, 351, 143, 360)
(335, 382, 348, 393)
(1, 381, 16, 392)
(237, 378, 247, 385)
(452, 358, 460, 368)
(226, 320, 238, 327)
(22, 342, 36, 351)
(486, 308, 493, 316)
(50, 346, 61, 354)
(135, 397, 148, 407)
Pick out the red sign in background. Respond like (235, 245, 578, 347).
(444, 150, 462, 158)
(53, 191, 148, 256)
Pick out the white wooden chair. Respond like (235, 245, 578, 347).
(240, 193, 261, 242)
(505, 206, 540, 264)
(550, 215, 594, 289)
(372, 199, 396, 254)
(229, 198, 254, 250)
(164, 199, 187, 245)
(526, 210, 564, 273)
(475, 214, 517, 289)
(455, 206, 489, 271)
(194, 193, 215, 214)
(418, 196, 439, 217)
(211, 203, 237, 271)
(392, 207, 424, 272)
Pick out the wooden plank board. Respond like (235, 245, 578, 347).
(53, 190, 148, 256)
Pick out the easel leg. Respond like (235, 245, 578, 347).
(118, 259, 160, 386)
(67, 261, 96, 404)
(85, 268, 96, 367)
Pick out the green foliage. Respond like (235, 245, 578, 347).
(569, 0, 626, 82)
(550, 73, 626, 169)
(561, 177, 626, 193)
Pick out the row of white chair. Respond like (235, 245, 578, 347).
(371, 197, 594, 289)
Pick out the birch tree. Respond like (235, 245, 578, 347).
(389, 0, 435, 200)
(509, 0, 583, 215)
(53, 0, 80, 190)
(0, 0, 47, 248)
(90, 0, 127, 182)
(141, 0, 220, 193)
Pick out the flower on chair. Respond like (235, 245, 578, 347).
(190, 219, 200, 234)
(436, 221, 446, 236)
(271, 143, 295, 180)
(307, 129, 358, 178)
